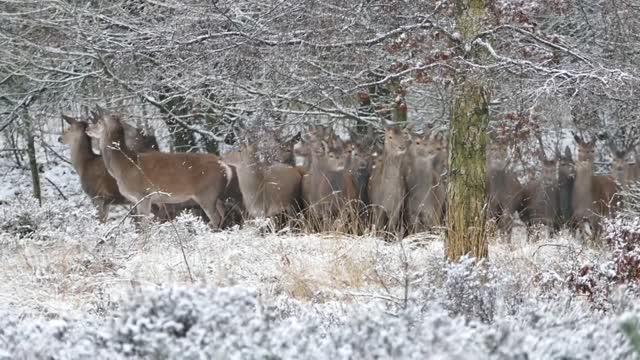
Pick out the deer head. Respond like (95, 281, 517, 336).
(572, 132, 598, 165)
(535, 132, 557, 180)
(383, 122, 408, 156)
(557, 145, 575, 180)
(59, 114, 89, 145)
(320, 136, 351, 172)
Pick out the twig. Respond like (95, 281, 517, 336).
(102, 191, 169, 239)
(44, 177, 67, 200)
(159, 203, 195, 283)
(40, 141, 71, 165)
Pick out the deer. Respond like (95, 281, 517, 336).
(520, 134, 560, 240)
(233, 129, 303, 226)
(347, 129, 377, 206)
(85, 109, 232, 229)
(122, 120, 159, 153)
(223, 129, 299, 167)
(403, 126, 448, 233)
(606, 128, 640, 188)
(556, 145, 575, 231)
(301, 131, 358, 229)
(58, 115, 128, 223)
(486, 136, 525, 242)
(572, 132, 621, 241)
(368, 122, 409, 238)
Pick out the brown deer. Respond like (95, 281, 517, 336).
(556, 145, 575, 231)
(59, 115, 127, 223)
(572, 133, 621, 240)
(606, 129, 640, 187)
(86, 110, 232, 228)
(368, 122, 409, 238)
(404, 128, 448, 233)
(520, 134, 559, 240)
(301, 132, 358, 227)
(234, 131, 303, 223)
(223, 130, 299, 167)
(347, 129, 376, 206)
(486, 136, 524, 242)
(122, 120, 159, 153)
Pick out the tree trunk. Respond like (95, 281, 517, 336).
(445, 0, 489, 261)
(23, 114, 42, 205)
(446, 84, 489, 260)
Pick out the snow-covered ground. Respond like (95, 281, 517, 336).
(0, 133, 639, 359)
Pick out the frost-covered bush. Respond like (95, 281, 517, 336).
(0, 196, 108, 243)
(0, 285, 638, 359)
(567, 215, 640, 310)
(443, 256, 496, 323)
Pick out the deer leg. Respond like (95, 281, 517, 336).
(215, 199, 226, 228)
(499, 212, 513, 243)
(196, 191, 222, 230)
(94, 198, 109, 223)
(133, 198, 153, 231)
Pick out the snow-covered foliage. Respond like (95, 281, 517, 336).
(0, 285, 639, 359)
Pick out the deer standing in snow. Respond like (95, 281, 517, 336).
(368, 122, 409, 238)
(572, 133, 621, 241)
(486, 136, 525, 242)
(233, 129, 303, 226)
(301, 129, 358, 229)
(520, 134, 560, 239)
(59, 115, 128, 223)
(403, 126, 448, 233)
(86, 109, 232, 228)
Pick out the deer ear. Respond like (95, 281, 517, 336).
(61, 114, 77, 125)
(291, 131, 302, 143)
(572, 132, 582, 144)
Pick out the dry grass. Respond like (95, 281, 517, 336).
(0, 190, 606, 319)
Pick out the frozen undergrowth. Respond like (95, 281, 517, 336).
(0, 150, 639, 358)
(1, 193, 639, 358)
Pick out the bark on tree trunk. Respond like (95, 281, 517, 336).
(445, 83, 489, 260)
(445, 0, 489, 261)
(23, 114, 42, 205)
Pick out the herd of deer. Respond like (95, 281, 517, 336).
(58, 108, 636, 241)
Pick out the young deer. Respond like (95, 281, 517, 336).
(86, 110, 232, 228)
(572, 133, 621, 240)
(347, 129, 376, 206)
(234, 133, 303, 223)
(521, 135, 559, 239)
(122, 120, 159, 153)
(368, 123, 409, 238)
(302, 133, 358, 227)
(606, 131, 640, 187)
(556, 145, 575, 231)
(223, 130, 299, 167)
(486, 138, 524, 242)
(404, 129, 447, 233)
(59, 115, 127, 222)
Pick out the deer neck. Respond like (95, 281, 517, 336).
(574, 161, 593, 205)
(69, 133, 98, 177)
(100, 126, 139, 179)
(235, 155, 267, 214)
(381, 151, 404, 179)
